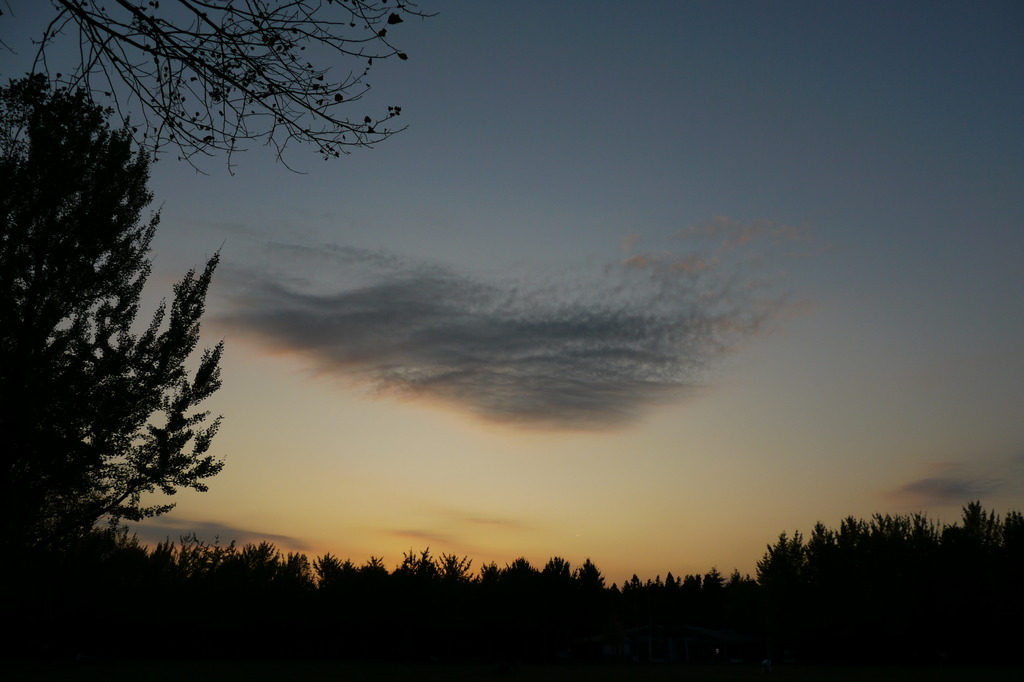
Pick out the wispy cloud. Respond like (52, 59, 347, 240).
(431, 506, 533, 533)
(129, 517, 310, 551)
(887, 476, 995, 506)
(680, 216, 818, 253)
(219, 222, 798, 429)
(387, 529, 458, 547)
(886, 454, 1024, 506)
(383, 508, 531, 556)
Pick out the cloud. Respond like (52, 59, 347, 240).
(378, 506, 531, 557)
(219, 228, 794, 429)
(384, 518, 529, 558)
(387, 529, 458, 546)
(128, 517, 311, 551)
(680, 216, 818, 253)
(622, 233, 642, 253)
(432, 506, 533, 533)
(886, 454, 1024, 506)
(460, 515, 531, 531)
(887, 476, 995, 506)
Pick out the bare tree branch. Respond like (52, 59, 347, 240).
(21, 0, 431, 169)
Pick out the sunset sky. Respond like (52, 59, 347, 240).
(3, 1, 1023, 584)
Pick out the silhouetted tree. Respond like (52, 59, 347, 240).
(432, 552, 476, 660)
(437, 551, 474, 584)
(481, 557, 540, 660)
(723, 569, 761, 635)
(698, 566, 725, 627)
(15, 0, 433, 166)
(754, 502, 1024, 664)
(394, 546, 439, 581)
(756, 530, 808, 654)
(479, 560, 501, 586)
(575, 557, 606, 592)
(0, 76, 223, 550)
(313, 552, 357, 589)
(574, 558, 612, 655)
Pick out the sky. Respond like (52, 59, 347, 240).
(3, 0, 1023, 584)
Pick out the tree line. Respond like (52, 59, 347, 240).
(6, 501, 1022, 666)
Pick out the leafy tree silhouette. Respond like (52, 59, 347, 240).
(0, 76, 223, 551)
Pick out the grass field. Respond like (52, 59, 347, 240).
(4, 661, 1022, 682)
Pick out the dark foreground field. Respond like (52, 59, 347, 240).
(5, 661, 1023, 682)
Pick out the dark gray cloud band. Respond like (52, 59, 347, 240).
(888, 476, 995, 506)
(129, 517, 310, 551)
(886, 453, 1024, 506)
(219, 235, 789, 428)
